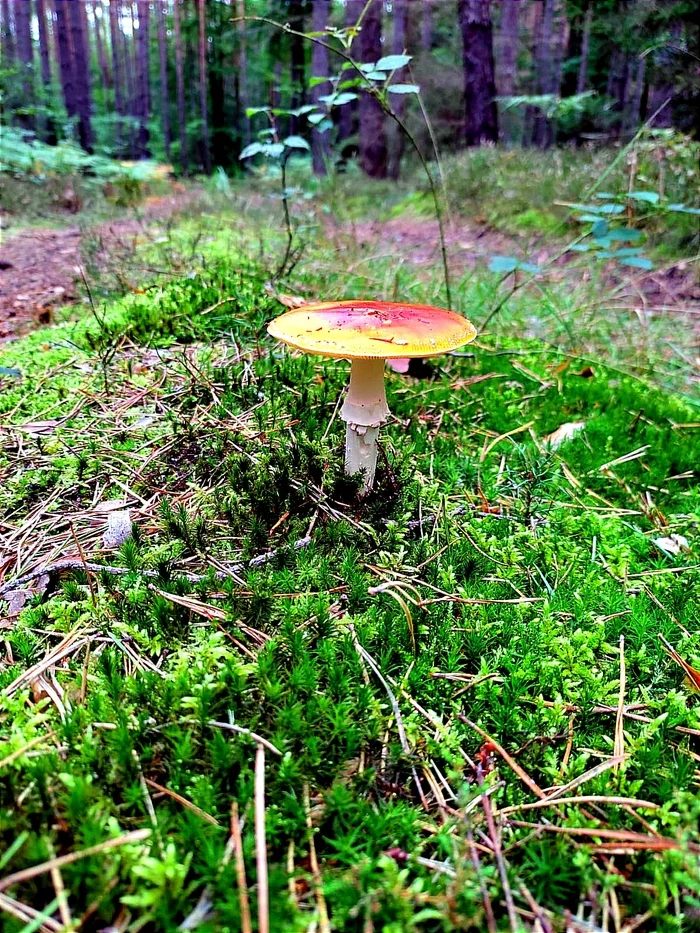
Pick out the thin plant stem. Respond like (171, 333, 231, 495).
(234, 14, 452, 309)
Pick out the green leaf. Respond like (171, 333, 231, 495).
(628, 190, 660, 204)
(592, 219, 609, 237)
(620, 256, 654, 270)
(246, 106, 270, 117)
(307, 112, 325, 125)
(576, 214, 605, 223)
(363, 71, 389, 81)
(599, 203, 625, 214)
(0, 365, 21, 378)
(568, 243, 591, 252)
(388, 84, 420, 95)
(594, 192, 617, 199)
(607, 227, 643, 242)
(374, 54, 412, 71)
(283, 135, 310, 151)
(239, 142, 264, 159)
(597, 248, 643, 259)
(264, 143, 285, 158)
(289, 104, 317, 117)
(668, 203, 700, 215)
(309, 76, 330, 88)
(519, 262, 542, 274)
(319, 92, 357, 107)
(488, 256, 519, 273)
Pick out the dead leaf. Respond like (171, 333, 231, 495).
(543, 421, 585, 450)
(574, 366, 595, 378)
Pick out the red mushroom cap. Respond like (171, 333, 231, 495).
(268, 300, 477, 360)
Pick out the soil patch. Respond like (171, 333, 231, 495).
(0, 190, 198, 342)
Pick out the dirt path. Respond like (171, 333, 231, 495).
(0, 190, 198, 342)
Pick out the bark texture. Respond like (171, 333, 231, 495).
(93, 0, 111, 89)
(387, 0, 408, 179)
(173, 0, 188, 174)
(197, 0, 211, 172)
(108, 0, 126, 153)
(497, 0, 519, 143)
(1, 0, 15, 67)
(156, 0, 170, 159)
(358, 0, 387, 178)
(237, 0, 250, 146)
(14, 0, 34, 129)
(576, 3, 592, 94)
(532, 0, 556, 147)
(135, 0, 151, 158)
(310, 0, 330, 176)
(339, 0, 361, 144)
(458, 0, 498, 146)
(289, 0, 306, 135)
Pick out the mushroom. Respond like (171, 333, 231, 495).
(268, 300, 476, 492)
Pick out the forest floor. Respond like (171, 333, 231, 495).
(1, 159, 700, 931)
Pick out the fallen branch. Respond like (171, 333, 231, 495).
(0, 537, 312, 599)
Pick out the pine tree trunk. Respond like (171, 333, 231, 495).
(68, 0, 93, 151)
(155, 0, 170, 159)
(459, 0, 498, 146)
(1, 0, 16, 67)
(197, 0, 210, 172)
(387, 0, 407, 179)
(421, 0, 433, 52)
(35, 0, 56, 142)
(358, 0, 387, 178)
(237, 0, 250, 146)
(173, 0, 187, 174)
(338, 0, 361, 144)
(310, 0, 329, 176)
(108, 0, 125, 154)
(497, 0, 519, 144)
(14, 0, 35, 130)
(532, 0, 555, 147)
(54, 0, 77, 124)
(209, 0, 226, 168)
(135, 0, 151, 158)
(121, 2, 136, 155)
(576, 3, 592, 94)
(93, 1, 111, 89)
(289, 0, 306, 135)
(625, 54, 645, 134)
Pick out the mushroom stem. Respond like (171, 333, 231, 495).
(341, 358, 390, 492)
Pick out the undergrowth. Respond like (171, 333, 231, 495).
(1, 245, 699, 931)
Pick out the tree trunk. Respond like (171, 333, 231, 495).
(173, 0, 188, 174)
(421, 0, 433, 52)
(54, 0, 77, 125)
(338, 0, 361, 144)
(310, 0, 329, 175)
(121, 2, 136, 155)
(1, 0, 16, 68)
(459, 0, 498, 146)
(387, 0, 407, 179)
(551, 0, 569, 102)
(155, 0, 170, 159)
(35, 0, 56, 142)
(108, 0, 125, 154)
(358, 0, 387, 178)
(209, 0, 226, 168)
(625, 53, 645, 135)
(135, 0, 150, 158)
(289, 0, 306, 135)
(68, 0, 93, 151)
(197, 0, 210, 172)
(496, 0, 519, 144)
(606, 47, 629, 136)
(14, 0, 35, 130)
(237, 0, 250, 146)
(576, 3, 592, 94)
(532, 0, 555, 147)
(93, 1, 111, 89)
